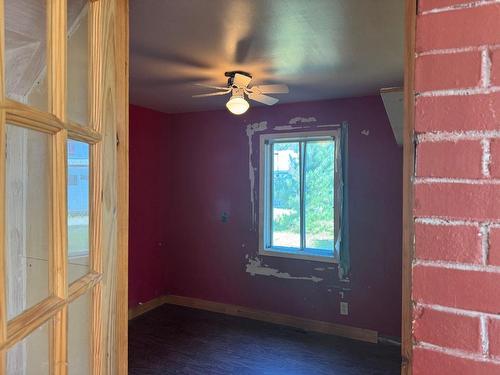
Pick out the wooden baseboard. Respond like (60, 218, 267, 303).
(163, 295, 378, 343)
(128, 295, 169, 320)
(129, 294, 378, 343)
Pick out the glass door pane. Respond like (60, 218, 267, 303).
(304, 140, 335, 253)
(6, 320, 50, 375)
(67, 0, 89, 125)
(5, 0, 48, 111)
(68, 292, 91, 374)
(67, 140, 90, 283)
(271, 142, 300, 248)
(5, 124, 51, 320)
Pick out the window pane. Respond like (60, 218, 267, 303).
(5, 0, 48, 111)
(68, 291, 91, 374)
(7, 320, 49, 374)
(68, 0, 89, 125)
(68, 140, 90, 283)
(5, 125, 50, 320)
(304, 140, 335, 252)
(271, 142, 300, 248)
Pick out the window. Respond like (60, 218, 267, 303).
(259, 130, 341, 263)
(67, 140, 90, 270)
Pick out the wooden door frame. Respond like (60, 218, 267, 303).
(115, 0, 129, 373)
(402, 0, 417, 374)
(0, 0, 129, 373)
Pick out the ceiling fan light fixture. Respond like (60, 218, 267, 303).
(226, 94, 249, 115)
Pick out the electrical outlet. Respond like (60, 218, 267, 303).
(340, 302, 349, 316)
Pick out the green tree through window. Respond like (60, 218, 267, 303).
(270, 138, 335, 254)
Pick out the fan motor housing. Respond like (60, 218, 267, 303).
(225, 71, 252, 87)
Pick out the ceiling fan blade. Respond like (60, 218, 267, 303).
(192, 90, 231, 98)
(194, 83, 229, 90)
(252, 84, 289, 94)
(248, 92, 279, 105)
(233, 73, 252, 88)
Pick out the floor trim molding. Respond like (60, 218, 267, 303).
(128, 295, 169, 320)
(130, 294, 378, 343)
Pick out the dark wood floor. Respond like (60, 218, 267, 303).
(129, 304, 401, 375)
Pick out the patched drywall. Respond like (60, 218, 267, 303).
(246, 121, 267, 228)
(245, 256, 323, 282)
(289, 116, 317, 124)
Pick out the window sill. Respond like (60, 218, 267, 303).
(259, 247, 338, 264)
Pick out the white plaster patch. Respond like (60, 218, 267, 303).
(246, 121, 268, 228)
(273, 125, 304, 131)
(288, 116, 317, 125)
(361, 129, 370, 136)
(245, 257, 323, 283)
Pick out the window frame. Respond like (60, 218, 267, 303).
(258, 129, 342, 263)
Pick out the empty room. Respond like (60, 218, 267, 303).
(1, 0, 500, 374)
(128, 1, 404, 374)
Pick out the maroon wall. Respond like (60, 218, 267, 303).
(129, 96, 403, 337)
(166, 96, 402, 337)
(129, 104, 172, 308)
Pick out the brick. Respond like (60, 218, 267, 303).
(413, 306, 481, 352)
(413, 348, 500, 375)
(490, 139, 500, 178)
(415, 94, 500, 133)
(488, 227, 500, 267)
(492, 50, 500, 87)
(416, 5, 500, 52)
(413, 265, 500, 313)
(416, 141, 483, 179)
(414, 183, 500, 221)
(415, 52, 482, 92)
(489, 318, 500, 358)
(415, 223, 482, 263)
(419, 0, 475, 13)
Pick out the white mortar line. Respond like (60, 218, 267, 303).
(421, 0, 500, 15)
(480, 315, 490, 356)
(417, 302, 500, 319)
(418, 86, 500, 97)
(418, 45, 500, 57)
(415, 177, 500, 184)
(481, 48, 492, 88)
(418, 131, 500, 143)
(481, 139, 492, 177)
(480, 224, 491, 265)
(415, 341, 500, 364)
(415, 215, 500, 226)
(413, 259, 500, 273)
(415, 217, 480, 226)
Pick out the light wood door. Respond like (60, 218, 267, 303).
(0, 0, 128, 373)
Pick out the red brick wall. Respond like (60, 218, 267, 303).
(413, 1, 500, 373)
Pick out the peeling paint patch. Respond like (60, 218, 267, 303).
(361, 129, 370, 136)
(273, 125, 305, 131)
(246, 121, 268, 228)
(289, 116, 317, 125)
(245, 256, 323, 283)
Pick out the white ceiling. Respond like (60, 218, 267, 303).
(130, 0, 404, 114)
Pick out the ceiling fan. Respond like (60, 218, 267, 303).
(192, 71, 289, 115)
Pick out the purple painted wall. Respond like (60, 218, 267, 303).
(163, 96, 402, 337)
(129, 105, 172, 308)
